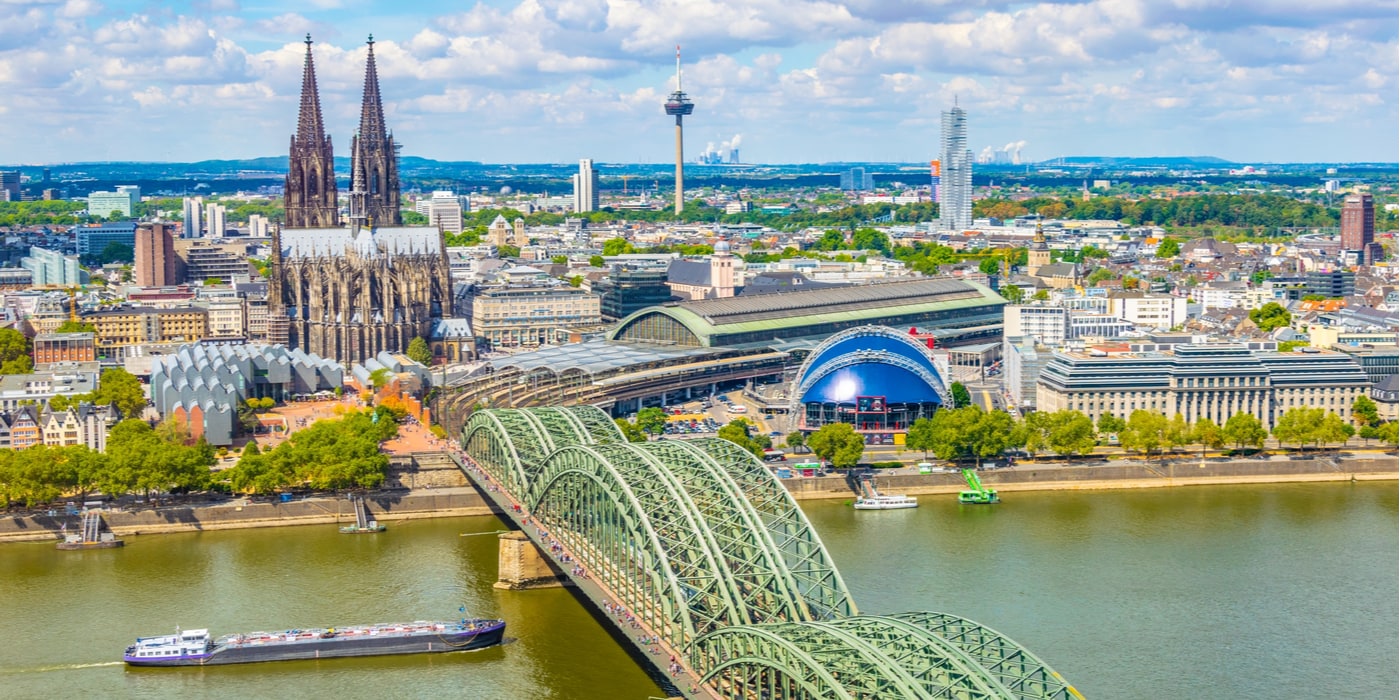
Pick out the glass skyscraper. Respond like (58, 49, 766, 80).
(938, 106, 972, 231)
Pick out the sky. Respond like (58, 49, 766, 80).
(0, 0, 1395, 165)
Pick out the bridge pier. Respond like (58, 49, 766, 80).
(494, 531, 564, 590)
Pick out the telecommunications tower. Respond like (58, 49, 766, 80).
(663, 46, 695, 216)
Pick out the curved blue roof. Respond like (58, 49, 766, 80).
(802, 364, 944, 405)
(799, 332, 938, 384)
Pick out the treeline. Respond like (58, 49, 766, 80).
(0, 200, 91, 226)
(0, 420, 214, 508)
(974, 193, 1339, 230)
(224, 409, 398, 495)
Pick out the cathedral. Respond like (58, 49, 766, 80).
(269, 36, 451, 366)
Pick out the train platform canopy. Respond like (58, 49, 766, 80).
(608, 278, 1005, 349)
(487, 340, 715, 377)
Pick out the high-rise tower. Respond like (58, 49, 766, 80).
(349, 35, 401, 227)
(284, 35, 339, 229)
(1340, 193, 1375, 262)
(938, 105, 972, 231)
(573, 159, 599, 213)
(663, 46, 694, 216)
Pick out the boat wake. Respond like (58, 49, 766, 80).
(0, 661, 123, 674)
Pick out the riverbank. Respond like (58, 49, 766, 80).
(783, 453, 1398, 500)
(2, 451, 1394, 543)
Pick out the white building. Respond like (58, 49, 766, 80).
(416, 191, 464, 233)
(181, 196, 204, 238)
(1107, 292, 1188, 329)
(205, 202, 227, 239)
(88, 186, 139, 219)
(1193, 281, 1248, 310)
(573, 159, 599, 213)
(248, 214, 270, 238)
(1003, 305, 1069, 345)
(938, 106, 972, 231)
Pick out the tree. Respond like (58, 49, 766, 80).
(0, 353, 33, 375)
(807, 423, 865, 468)
(905, 417, 936, 457)
(1120, 410, 1168, 459)
(635, 407, 668, 439)
(54, 320, 96, 333)
(1315, 412, 1349, 449)
(91, 367, 145, 419)
(1358, 425, 1379, 445)
(785, 431, 805, 452)
(1097, 413, 1126, 438)
(1032, 289, 1050, 301)
(1191, 418, 1224, 458)
(1166, 414, 1192, 454)
(602, 238, 635, 256)
(717, 419, 765, 458)
(1378, 421, 1398, 446)
(1000, 284, 1025, 303)
(0, 328, 29, 367)
(1223, 413, 1268, 451)
(1155, 237, 1181, 258)
(97, 241, 134, 264)
(1352, 395, 1380, 427)
(1273, 407, 1323, 450)
(614, 418, 646, 443)
(568, 275, 584, 287)
(368, 368, 392, 391)
(967, 410, 1016, 467)
(1248, 302, 1292, 333)
(949, 382, 972, 409)
(589, 255, 606, 268)
(406, 336, 433, 365)
(978, 258, 1000, 275)
(551, 255, 568, 264)
(1045, 410, 1096, 457)
(1086, 267, 1115, 285)
(927, 407, 984, 462)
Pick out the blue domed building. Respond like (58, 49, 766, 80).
(793, 326, 950, 434)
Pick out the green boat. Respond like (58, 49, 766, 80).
(958, 468, 999, 505)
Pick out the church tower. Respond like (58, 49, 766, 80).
(1028, 221, 1051, 276)
(284, 35, 339, 229)
(350, 35, 401, 226)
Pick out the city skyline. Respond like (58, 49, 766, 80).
(0, 0, 1395, 165)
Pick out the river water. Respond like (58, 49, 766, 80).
(1, 482, 1394, 699)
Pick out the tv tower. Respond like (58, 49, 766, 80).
(663, 45, 694, 216)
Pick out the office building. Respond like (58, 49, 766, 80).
(938, 106, 972, 231)
(417, 191, 464, 233)
(33, 332, 97, 367)
(20, 246, 87, 286)
(471, 285, 602, 348)
(205, 202, 227, 239)
(181, 196, 204, 238)
(573, 159, 599, 213)
(1305, 270, 1355, 299)
(0, 171, 19, 202)
(1037, 344, 1370, 429)
(1340, 193, 1379, 263)
(840, 167, 874, 191)
(174, 240, 250, 282)
(1003, 305, 1069, 345)
(593, 267, 674, 321)
(76, 222, 138, 258)
(134, 223, 177, 287)
(87, 186, 139, 218)
(86, 306, 209, 357)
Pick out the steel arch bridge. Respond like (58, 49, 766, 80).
(461, 406, 1082, 700)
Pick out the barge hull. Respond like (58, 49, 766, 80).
(126, 625, 504, 666)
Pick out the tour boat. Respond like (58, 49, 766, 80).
(853, 494, 919, 510)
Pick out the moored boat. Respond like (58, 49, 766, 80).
(853, 494, 919, 510)
(123, 618, 505, 666)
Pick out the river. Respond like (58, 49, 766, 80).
(0, 482, 1394, 699)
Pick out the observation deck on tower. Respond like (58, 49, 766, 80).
(665, 90, 695, 117)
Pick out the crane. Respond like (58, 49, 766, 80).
(958, 468, 1000, 504)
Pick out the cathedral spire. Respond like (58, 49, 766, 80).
(351, 33, 402, 227)
(296, 34, 326, 144)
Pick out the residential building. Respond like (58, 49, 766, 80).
(76, 222, 138, 258)
(1036, 344, 1370, 429)
(1003, 305, 1068, 345)
(1193, 281, 1248, 310)
(248, 214, 271, 238)
(0, 368, 100, 412)
(87, 306, 208, 358)
(1305, 270, 1355, 299)
(20, 246, 87, 286)
(938, 106, 972, 231)
(1, 406, 42, 449)
(181, 196, 204, 238)
(174, 239, 249, 282)
(417, 191, 464, 233)
(135, 222, 177, 287)
(87, 185, 139, 218)
(0, 171, 19, 201)
(33, 332, 97, 367)
(573, 158, 599, 213)
(470, 285, 602, 348)
(1107, 292, 1188, 329)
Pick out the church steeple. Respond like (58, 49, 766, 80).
(351, 34, 401, 227)
(284, 34, 339, 229)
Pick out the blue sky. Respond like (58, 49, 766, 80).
(0, 0, 1394, 164)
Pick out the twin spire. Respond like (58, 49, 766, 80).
(287, 35, 400, 229)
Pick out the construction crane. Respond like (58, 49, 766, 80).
(620, 174, 634, 195)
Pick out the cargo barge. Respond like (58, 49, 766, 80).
(124, 619, 505, 666)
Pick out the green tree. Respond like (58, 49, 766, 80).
(949, 382, 972, 409)
(1358, 425, 1379, 445)
(0, 328, 30, 367)
(368, 368, 392, 391)
(1166, 414, 1192, 454)
(967, 410, 1016, 467)
(589, 255, 606, 268)
(1377, 421, 1398, 446)
(635, 407, 668, 439)
(1046, 410, 1096, 456)
(1097, 413, 1126, 438)
(1000, 284, 1025, 303)
(568, 275, 583, 287)
(1248, 302, 1292, 333)
(1120, 410, 1168, 459)
(928, 407, 983, 461)
(905, 417, 936, 457)
(551, 255, 568, 264)
(0, 353, 33, 375)
(978, 257, 1001, 275)
(1223, 413, 1268, 451)
(1351, 395, 1380, 427)
(602, 238, 635, 256)
(807, 423, 865, 468)
(1086, 267, 1115, 285)
(1272, 407, 1322, 450)
(614, 418, 647, 443)
(91, 367, 145, 419)
(406, 336, 433, 365)
(1155, 237, 1181, 258)
(54, 320, 96, 333)
(1032, 289, 1050, 301)
(1315, 412, 1349, 448)
(1191, 418, 1224, 458)
(717, 418, 765, 458)
(497, 244, 521, 258)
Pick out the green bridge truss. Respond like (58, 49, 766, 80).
(461, 406, 1082, 700)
